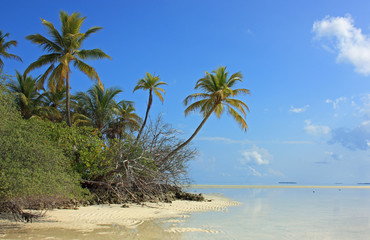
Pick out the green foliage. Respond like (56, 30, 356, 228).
(133, 72, 167, 141)
(74, 84, 122, 132)
(184, 66, 250, 130)
(0, 83, 83, 200)
(8, 71, 41, 119)
(163, 66, 249, 161)
(25, 10, 112, 126)
(41, 121, 110, 180)
(0, 30, 22, 70)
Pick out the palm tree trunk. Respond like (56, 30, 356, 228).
(162, 104, 218, 162)
(136, 90, 152, 141)
(66, 69, 72, 127)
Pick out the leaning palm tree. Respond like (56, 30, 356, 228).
(74, 84, 122, 133)
(25, 10, 111, 126)
(163, 66, 250, 161)
(133, 72, 167, 141)
(8, 71, 41, 119)
(0, 30, 22, 71)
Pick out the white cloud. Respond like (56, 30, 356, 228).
(247, 166, 262, 177)
(240, 146, 272, 165)
(304, 120, 331, 136)
(326, 97, 347, 109)
(313, 15, 370, 76)
(289, 105, 309, 113)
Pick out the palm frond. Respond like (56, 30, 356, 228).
(25, 53, 60, 75)
(225, 98, 249, 117)
(214, 103, 225, 118)
(40, 18, 65, 48)
(26, 34, 62, 53)
(79, 26, 103, 45)
(227, 106, 248, 131)
(3, 40, 18, 50)
(153, 89, 164, 103)
(73, 59, 101, 83)
(184, 99, 209, 116)
(37, 64, 55, 90)
(1, 52, 22, 62)
(77, 49, 112, 60)
(47, 63, 66, 90)
(226, 72, 243, 87)
(183, 93, 210, 105)
(154, 81, 168, 87)
(231, 88, 250, 96)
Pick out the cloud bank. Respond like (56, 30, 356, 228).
(313, 15, 370, 76)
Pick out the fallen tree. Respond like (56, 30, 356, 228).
(82, 116, 200, 204)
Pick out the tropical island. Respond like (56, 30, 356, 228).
(0, 10, 249, 224)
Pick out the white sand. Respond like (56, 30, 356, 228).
(0, 194, 240, 234)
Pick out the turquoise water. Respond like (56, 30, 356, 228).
(2, 186, 370, 239)
(182, 186, 370, 239)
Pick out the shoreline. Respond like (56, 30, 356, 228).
(0, 194, 240, 234)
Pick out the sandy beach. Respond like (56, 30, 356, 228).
(0, 194, 240, 236)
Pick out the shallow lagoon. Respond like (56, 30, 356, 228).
(187, 186, 370, 239)
(2, 185, 370, 239)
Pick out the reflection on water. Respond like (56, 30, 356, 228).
(2, 186, 370, 239)
(188, 187, 370, 239)
(0, 220, 183, 240)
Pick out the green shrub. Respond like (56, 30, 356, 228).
(41, 121, 110, 180)
(0, 80, 84, 202)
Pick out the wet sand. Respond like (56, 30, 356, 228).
(0, 194, 239, 237)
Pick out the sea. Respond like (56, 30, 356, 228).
(2, 185, 370, 240)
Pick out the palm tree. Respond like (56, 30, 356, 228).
(133, 72, 167, 141)
(42, 86, 66, 109)
(75, 84, 122, 133)
(0, 30, 22, 71)
(8, 71, 41, 118)
(41, 86, 66, 122)
(106, 101, 142, 139)
(163, 66, 250, 161)
(25, 10, 111, 126)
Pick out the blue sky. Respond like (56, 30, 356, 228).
(2, 0, 370, 185)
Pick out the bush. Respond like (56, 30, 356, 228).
(0, 79, 84, 209)
(41, 121, 109, 181)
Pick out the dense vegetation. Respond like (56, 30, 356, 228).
(0, 10, 249, 221)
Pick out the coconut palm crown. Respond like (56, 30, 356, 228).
(133, 72, 167, 141)
(8, 71, 40, 119)
(74, 84, 122, 133)
(25, 10, 111, 126)
(163, 66, 250, 161)
(0, 30, 22, 70)
(106, 101, 142, 139)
